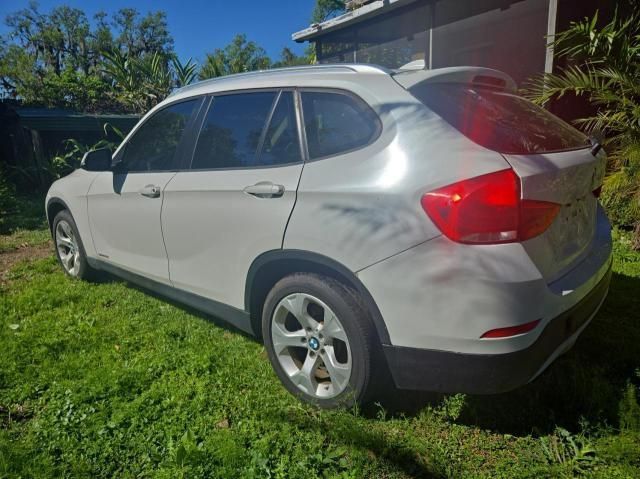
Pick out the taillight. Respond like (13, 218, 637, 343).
(421, 169, 560, 244)
(480, 319, 541, 339)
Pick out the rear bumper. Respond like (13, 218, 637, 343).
(382, 262, 612, 393)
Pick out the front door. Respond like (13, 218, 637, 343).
(162, 90, 304, 308)
(87, 99, 200, 283)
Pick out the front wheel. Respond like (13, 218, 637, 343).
(262, 273, 380, 408)
(53, 210, 96, 280)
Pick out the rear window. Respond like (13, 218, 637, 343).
(410, 83, 588, 155)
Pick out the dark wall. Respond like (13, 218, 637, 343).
(0, 103, 136, 193)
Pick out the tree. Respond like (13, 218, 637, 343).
(199, 34, 271, 79)
(271, 47, 311, 68)
(523, 6, 640, 247)
(112, 8, 173, 58)
(172, 57, 198, 88)
(311, 0, 346, 23)
(0, 2, 174, 111)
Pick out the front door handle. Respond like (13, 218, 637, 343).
(140, 184, 161, 198)
(243, 182, 285, 199)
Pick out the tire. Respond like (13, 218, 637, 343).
(52, 210, 96, 280)
(262, 273, 380, 408)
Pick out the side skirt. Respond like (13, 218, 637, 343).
(87, 258, 255, 336)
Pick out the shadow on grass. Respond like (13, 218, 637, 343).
(93, 273, 258, 341)
(371, 271, 640, 437)
(98, 267, 639, 441)
(459, 271, 640, 436)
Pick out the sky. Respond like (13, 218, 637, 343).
(0, 0, 317, 62)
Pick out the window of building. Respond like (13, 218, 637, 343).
(317, 2, 430, 68)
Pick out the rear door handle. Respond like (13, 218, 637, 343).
(243, 182, 285, 199)
(140, 184, 161, 198)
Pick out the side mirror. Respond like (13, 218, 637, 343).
(81, 148, 112, 172)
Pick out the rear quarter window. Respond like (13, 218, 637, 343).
(301, 91, 380, 159)
(410, 83, 588, 155)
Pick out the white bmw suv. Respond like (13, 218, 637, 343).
(46, 65, 612, 408)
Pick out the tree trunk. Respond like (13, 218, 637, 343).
(30, 129, 50, 191)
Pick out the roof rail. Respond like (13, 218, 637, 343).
(169, 64, 388, 97)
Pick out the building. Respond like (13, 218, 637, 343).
(292, 0, 613, 87)
(0, 102, 138, 191)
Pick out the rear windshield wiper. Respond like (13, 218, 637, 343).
(588, 136, 602, 156)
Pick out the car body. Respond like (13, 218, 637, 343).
(46, 64, 612, 407)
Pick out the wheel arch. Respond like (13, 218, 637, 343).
(245, 249, 390, 345)
(46, 197, 71, 233)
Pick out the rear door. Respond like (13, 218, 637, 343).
(409, 82, 606, 281)
(87, 99, 200, 283)
(162, 90, 304, 308)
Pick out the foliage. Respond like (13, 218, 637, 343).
(540, 427, 598, 474)
(199, 34, 271, 80)
(0, 2, 174, 112)
(522, 5, 640, 247)
(50, 123, 124, 179)
(172, 57, 199, 88)
(1, 4, 313, 113)
(0, 174, 17, 234)
(102, 50, 174, 113)
(311, 0, 346, 23)
(619, 380, 640, 432)
(0, 195, 47, 243)
(0, 206, 639, 477)
(271, 47, 312, 69)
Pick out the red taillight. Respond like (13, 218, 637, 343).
(520, 200, 561, 241)
(421, 169, 560, 244)
(480, 319, 541, 339)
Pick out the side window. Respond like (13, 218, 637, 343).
(301, 91, 379, 159)
(258, 91, 301, 166)
(191, 91, 277, 169)
(122, 100, 197, 172)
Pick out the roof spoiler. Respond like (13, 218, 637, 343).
(392, 66, 517, 93)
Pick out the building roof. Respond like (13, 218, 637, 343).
(13, 107, 139, 132)
(292, 0, 420, 42)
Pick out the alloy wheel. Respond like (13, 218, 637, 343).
(271, 293, 352, 399)
(55, 220, 81, 277)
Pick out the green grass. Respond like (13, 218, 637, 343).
(0, 206, 639, 478)
(0, 196, 49, 253)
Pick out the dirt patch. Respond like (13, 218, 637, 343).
(0, 242, 52, 284)
(0, 403, 33, 429)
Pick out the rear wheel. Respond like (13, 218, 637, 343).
(53, 210, 96, 280)
(262, 273, 379, 408)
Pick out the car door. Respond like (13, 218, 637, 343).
(87, 98, 200, 284)
(162, 90, 304, 308)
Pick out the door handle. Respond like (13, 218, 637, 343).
(140, 184, 161, 198)
(243, 182, 285, 199)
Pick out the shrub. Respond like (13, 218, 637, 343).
(523, 6, 640, 248)
(0, 173, 18, 234)
(619, 380, 640, 432)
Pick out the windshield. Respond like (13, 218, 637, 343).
(410, 83, 589, 155)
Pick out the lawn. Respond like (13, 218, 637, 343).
(0, 199, 639, 478)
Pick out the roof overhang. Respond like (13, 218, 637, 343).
(292, 0, 421, 42)
(14, 108, 139, 132)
